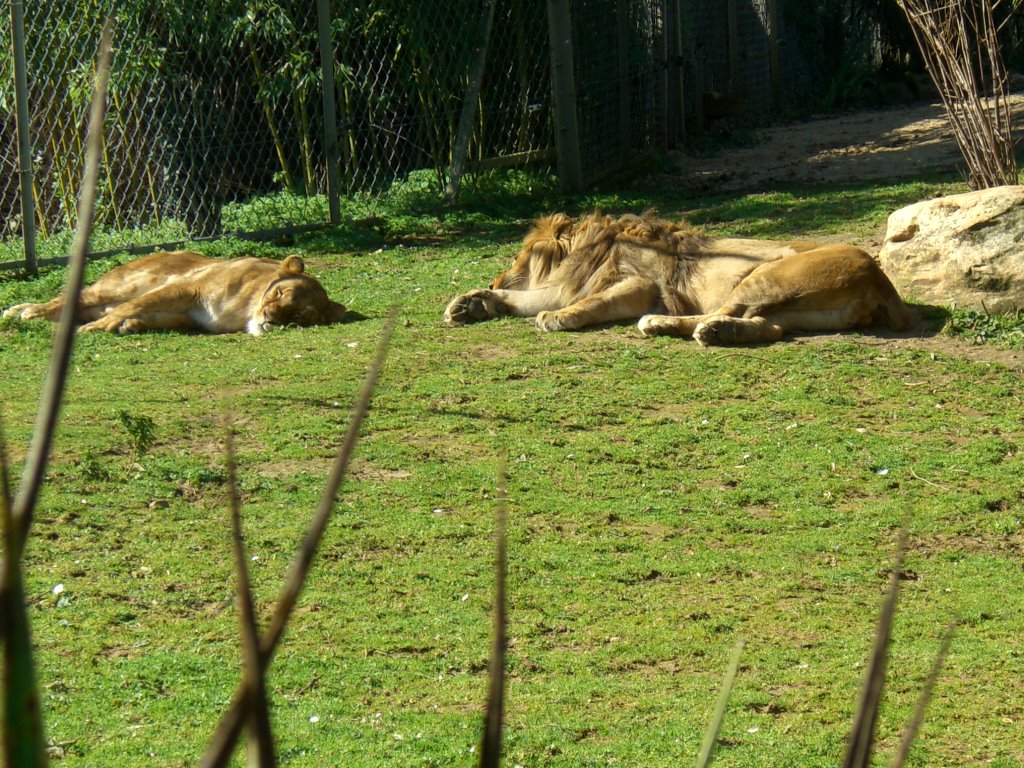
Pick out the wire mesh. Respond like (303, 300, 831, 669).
(1, 1, 815, 271)
(336, 0, 554, 196)
(568, 0, 668, 186)
(1, 0, 336, 268)
(1, 0, 560, 269)
(681, 0, 785, 127)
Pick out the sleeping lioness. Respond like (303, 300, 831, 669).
(4, 251, 347, 335)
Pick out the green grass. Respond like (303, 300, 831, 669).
(1, 178, 1023, 767)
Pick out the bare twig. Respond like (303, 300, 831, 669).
(841, 521, 909, 768)
(909, 468, 951, 492)
(200, 307, 399, 768)
(898, 0, 1017, 188)
(695, 638, 745, 768)
(223, 410, 276, 767)
(478, 462, 508, 768)
(0, 413, 11, 521)
(1, 21, 113, 768)
(10, 20, 113, 555)
(890, 621, 956, 768)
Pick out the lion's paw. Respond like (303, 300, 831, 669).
(694, 316, 781, 346)
(3, 304, 29, 319)
(78, 315, 138, 334)
(692, 318, 729, 347)
(535, 310, 567, 332)
(443, 290, 508, 326)
(638, 314, 675, 337)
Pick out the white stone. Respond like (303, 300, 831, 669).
(879, 185, 1024, 313)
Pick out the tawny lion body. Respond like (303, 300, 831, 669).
(4, 251, 347, 335)
(443, 212, 913, 345)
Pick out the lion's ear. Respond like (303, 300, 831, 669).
(279, 255, 306, 276)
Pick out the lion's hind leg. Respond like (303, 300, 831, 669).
(77, 284, 200, 334)
(536, 276, 658, 331)
(692, 315, 784, 346)
(4, 297, 66, 321)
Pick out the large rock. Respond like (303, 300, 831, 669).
(879, 185, 1024, 313)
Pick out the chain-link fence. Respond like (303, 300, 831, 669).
(569, 0, 668, 185)
(2, 1, 817, 273)
(338, 1, 553, 196)
(1, 1, 333, 270)
(682, 0, 785, 128)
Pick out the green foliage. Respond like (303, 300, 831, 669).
(117, 409, 157, 459)
(944, 307, 1024, 347)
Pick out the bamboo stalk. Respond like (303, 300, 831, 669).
(29, 177, 49, 239)
(48, 135, 77, 228)
(247, 37, 295, 190)
(295, 89, 316, 196)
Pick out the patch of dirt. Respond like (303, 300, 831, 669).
(670, 96, 1024, 373)
(671, 95, 1024, 193)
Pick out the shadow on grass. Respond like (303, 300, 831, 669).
(303, 170, 965, 258)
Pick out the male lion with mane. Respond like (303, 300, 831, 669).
(4, 251, 347, 335)
(444, 211, 913, 345)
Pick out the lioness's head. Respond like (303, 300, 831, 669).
(250, 256, 347, 334)
(490, 213, 575, 291)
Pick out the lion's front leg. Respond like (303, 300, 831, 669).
(444, 286, 563, 327)
(535, 277, 658, 332)
(4, 297, 67, 321)
(443, 289, 512, 326)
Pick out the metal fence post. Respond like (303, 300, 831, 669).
(546, 0, 582, 192)
(9, 0, 38, 273)
(316, 0, 341, 226)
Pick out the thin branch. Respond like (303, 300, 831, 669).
(890, 621, 956, 768)
(898, 0, 1017, 187)
(224, 410, 276, 767)
(695, 638, 745, 768)
(10, 21, 114, 555)
(841, 521, 909, 768)
(200, 307, 400, 768)
(1, 20, 113, 768)
(478, 461, 508, 768)
(0, 412, 11, 527)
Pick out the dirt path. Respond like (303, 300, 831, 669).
(671, 95, 1024, 192)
